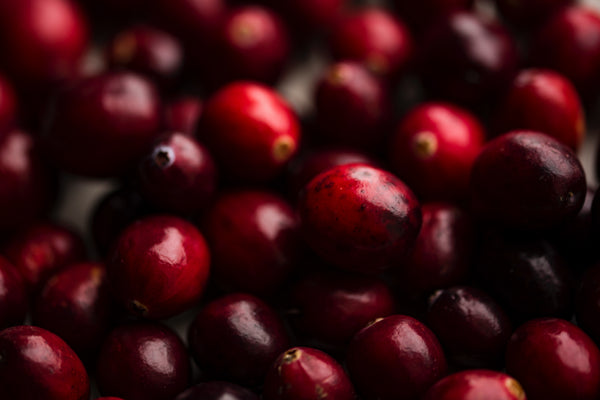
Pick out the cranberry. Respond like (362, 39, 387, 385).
(0, 74, 17, 134)
(0, 325, 89, 400)
(419, 12, 519, 106)
(576, 264, 600, 343)
(469, 131, 586, 231)
(164, 96, 203, 137)
(423, 370, 526, 400)
(97, 322, 190, 400)
(199, 82, 301, 182)
(3, 221, 86, 292)
(495, 69, 585, 150)
(188, 293, 290, 386)
(260, 0, 346, 32)
(202, 190, 301, 296)
(298, 164, 421, 274)
(392, 0, 475, 32)
(108, 215, 210, 319)
(389, 102, 485, 202)
(42, 72, 162, 178)
(495, 0, 574, 28)
(0, 257, 27, 329)
(136, 132, 217, 215)
(175, 382, 259, 400)
(264, 347, 356, 400)
(96, 398, 124, 400)
(328, 8, 413, 79)
(506, 318, 600, 400)
(346, 315, 447, 400)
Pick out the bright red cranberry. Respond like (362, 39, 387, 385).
(576, 264, 600, 343)
(0, 74, 17, 134)
(164, 96, 203, 136)
(108, 215, 210, 319)
(3, 221, 86, 292)
(202, 190, 300, 296)
(188, 293, 290, 386)
(136, 132, 217, 215)
(199, 82, 301, 182)
(264, 347, 356, 400)
(97, 322, 190, 400)
(0, 257, 27, 329)
(423, 370, 527, 400)
(389, 102, 485, 202)
(419, 12, 519, 106)
(506, 318, 600, 400)
(393, 0, 475, 32)
(42, 72, 162, 177)
(470, 131, 586, 231)
(298, 164, 421, 274)
(175, 382, 259, 400)
(313, 61, 392, 150)
(329, 8, 413, 79)
(287, 271, 395, 348)
(0, 325, 89, 400)
(346, 315, 447, 400)
(495, 0, 573, 28)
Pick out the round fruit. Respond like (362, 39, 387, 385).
(393, 0, 475, 32)
(423, 370, 527, 400)
(175, 382, 259, 400)
(0, 257, 27, 329)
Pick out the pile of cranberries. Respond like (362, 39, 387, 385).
(2, 0, 600, 399)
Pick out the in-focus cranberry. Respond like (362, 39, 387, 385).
(175, 382, 259, 400)
(576, 264, 600, 344)
(0, 257, 27, 330)
(163, 96, 203, 136)
(423, 370, 527, 400)
(495, 0, 574, 28)
(393, 0, 475, 32)
(0, 74, 17, 134)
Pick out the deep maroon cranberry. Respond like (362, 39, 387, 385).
(419, 12, 519, 106)
(393, 0, 475, 32)
(287, 271, 395, 348)
(0, 257, 27, 329)
(423, 370, 527, 400)
(506, 318, 600, 400)
(495, 0, 573, 28)
(389, 102, 485, 202)
(108, 215, 210, 319)
(164, 96, 203, 136)
(313, 61, 391, 150)
(188, 293, 290, 386)
(298, 164, 421, 274)
(259, 0, 346, 31)
(199, 82, 301, 182)
(136, 132, 217, 215)
(264, 347, 356, 400)
(3, 221, 86, 292)
(495, 69, 585, 150)
(329, 8, 413, 79)
(175, 382, 259, 400)
(0, 74, 16, 134)
(97, 322, 190, 400)
(470, 131, 586, 231)
(0, 325, 90, 400)
(96, 398, 124, 400)
(346, 315, 447, 400)
(202, 190, 300, 296)
(576, 264, 600, 344)
(42, 72, 162, 177)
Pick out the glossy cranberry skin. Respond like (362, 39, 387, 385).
(506, 318, 600, 400)
(495, 0, 573, 28)
(0, 74, 16, 134)
(202, 190, 300, 296)
(0, 257, 27, 329)
(43, 72, 162, 177)
(188, 293, 290, 386)
(423, 370, 527, 400)
(347, 315, 447, 400)
(299, 164, 421, 274)
(199, 82, 301, 182)
(136, 132, 217, 214)
(164, 96, 203, 136)
(419, 12, 519, 106)
(470, 131, 586, 231)
(393, 0, 475, 32)
(4, 222, 86, 292)
(576, 264, 600, 343)
(314, 61, 391, 150)
(389, 102, 485, 202)
(97, 322, 190, 400)
(264, 347, 356, 400)
(175, 382, 259, 400)
(329, 9, 413, 79)
(0, 326, 89, 400)
(496, 69, 585, 150)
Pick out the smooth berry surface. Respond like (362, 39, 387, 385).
(423, 370, 527, 400)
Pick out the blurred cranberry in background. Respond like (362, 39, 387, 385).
(392, 0, 475, 33)
(494, 0, 574, 28)
(163, 96, 203, 136)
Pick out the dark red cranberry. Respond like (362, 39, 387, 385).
(175, 382, 259, 400)
(108, 215, 210, 319)
(264, 347, 356, 400)
(495, 0, 574, 28)
(0, 74, 17, 134)
(96, 398, 124, 400)
(287, 271, 395, 348)
(313, 61, 392, 150)
(329, 8, 413, 79)
(4, 221, 86, 292)
(188, 293, 290, 386)
(199, 82, 301, 182)
(506, 318, 600, 400)
(389, 102, 485, 202)
(202, 190, 300, 296)
(136, 132, 217, 215)
(42, 72, 162, 178)
(298, 164, 421, 274)
(469, 131, 586, 231)
(0, 257, 27, 329)
(260, 0, 346, 32)
(423, 370, 527, 400)
(419, 12, 519, 106)
(97, 322, 190, 400)
(164, 96, 203, 137)
(393, 0, 475, 32)
(346, 315, 447, 400)
(0, 325, 89, 400)
(576, 264, 600, 344)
